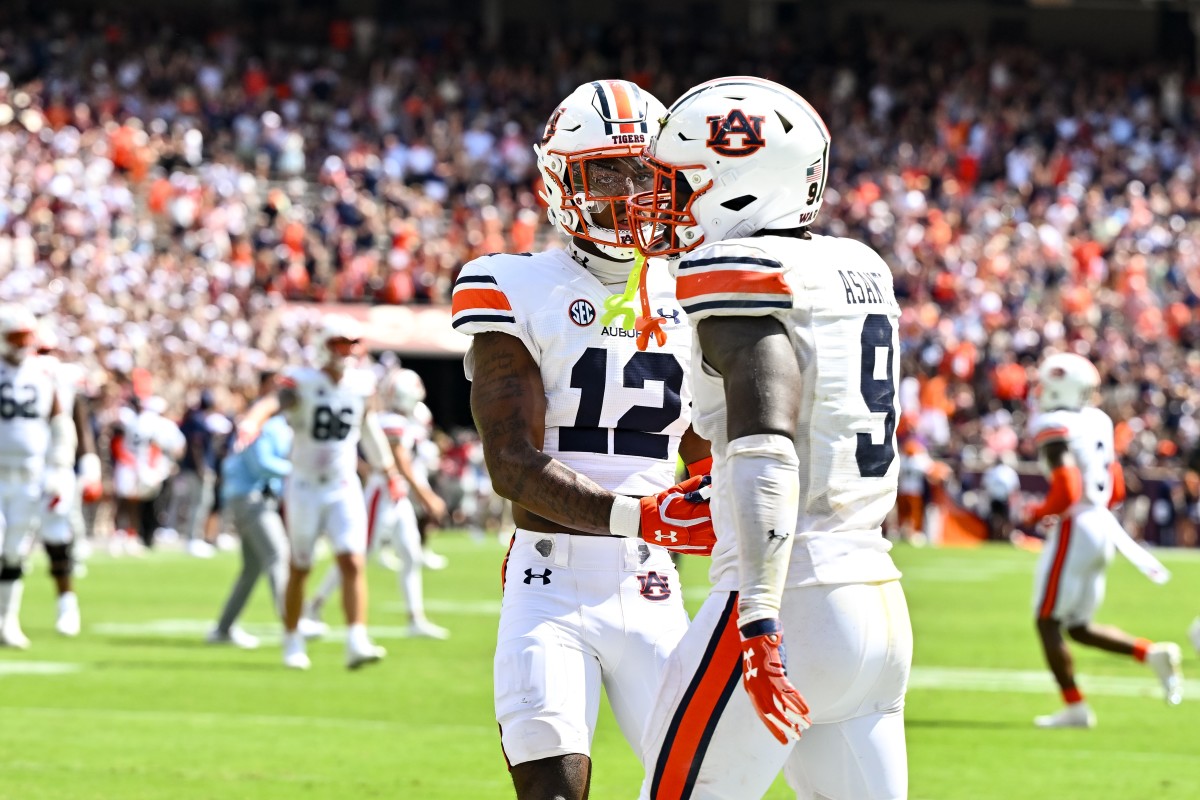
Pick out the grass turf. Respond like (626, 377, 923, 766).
(1, 536, 1198, 799)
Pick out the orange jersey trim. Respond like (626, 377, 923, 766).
(1035, 426, 1069, 444)
(676, 270, 791, 301)
(451, 287, 513, 315)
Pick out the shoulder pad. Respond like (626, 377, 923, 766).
(674, 240, 791, 319)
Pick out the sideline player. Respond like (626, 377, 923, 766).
(236, 314, 400, 670)
(453, 80, 714, 800)
(35, 322, 102, 636)
(1025, 353, 1182, 727)
(207, 371, 292, 648)
(628, 76, 912, 799)
(0, 306, 77, 648)
(303, 367, 449, 639)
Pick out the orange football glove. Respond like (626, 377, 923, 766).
(387, 473, 406, 502)
(78, 453, 103, 503)
(638, 474, 716, 555)
(739, 619, 811, 745)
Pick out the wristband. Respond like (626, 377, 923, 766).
(686, 456, 713, 478)
(609, 494, 641, 538)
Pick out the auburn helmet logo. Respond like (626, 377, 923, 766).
(541, 107, 566, 145)
(705, 109, 767, 157)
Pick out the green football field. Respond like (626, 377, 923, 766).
(2, 535, 1198, 799)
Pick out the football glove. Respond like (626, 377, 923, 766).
(43, 465, 75, 513)
(638, 474, 716, 555)
(78, 453, 103, 503)
(387, 473, 406, 502)
(739, 619, 811, 745)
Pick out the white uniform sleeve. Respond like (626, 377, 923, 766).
(451, 255, 538, 379)
(673, 241, 794, 322)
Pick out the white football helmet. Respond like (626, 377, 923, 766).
(629, 76, 831, 255)
(535, 80, 667, 260)
(314, 314, 364, 369)
(382, 368, 426, 415)
(0, 304, 38, 362)
(36, 319, 60, 355)
(1036, 353, 1100, 412)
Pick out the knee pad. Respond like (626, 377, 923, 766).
(0, 563, 24, 582)
(45, 543, 73, 578)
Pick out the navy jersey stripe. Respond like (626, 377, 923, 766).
(681, 299, 793, 314)
(451, 313, 516, 329)
(677, 256, 784, 271)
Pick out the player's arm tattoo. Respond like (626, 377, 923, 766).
(697, 315, 800, 441)
(469, 331, 616, 534)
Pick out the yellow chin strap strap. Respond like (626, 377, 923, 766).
(598, 254, 667, 351)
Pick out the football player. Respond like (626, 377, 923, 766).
(35, 321, 102, 636)
(236, 314, 400, 670)
(0, 306, 78, 648)
(110, 379, 186, 552)
(452, 80, 714, 800)
(628, 77, 911, 799)
(303, 367, 450, 639)
(1025, 353, 1182, 727)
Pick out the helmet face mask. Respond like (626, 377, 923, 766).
(535, 80, 667, 260)
(629, 76, 831, 256)
(315, 315, 364, 371)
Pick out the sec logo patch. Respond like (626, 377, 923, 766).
(569, 299, 596, 327)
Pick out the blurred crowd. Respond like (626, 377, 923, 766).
(3, 10, 1200, 541)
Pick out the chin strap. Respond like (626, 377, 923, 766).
(634, 255, 667, 351)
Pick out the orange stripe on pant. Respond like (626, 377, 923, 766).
(499, 533, 516, 592)
(1038, 516, 1073, 619)
(365, 485, 383, 549)
(651, 593, 744, 800)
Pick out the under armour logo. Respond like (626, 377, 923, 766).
(742, 648, 758, 679)
(523, 568, 552, 585)
(768, 529, 790, 541)
(653, 530, 679, 544)
(656, 308, 681, 325)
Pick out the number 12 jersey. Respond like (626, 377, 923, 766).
(677, 234, 903, 589)
(452, 249, 693, 496)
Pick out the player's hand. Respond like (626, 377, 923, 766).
(78, 453, 103, 503)
(739, 619, 811, 745)
(233, 419, 260, 453)
(638, 474, 716, 555)
(387, 473, 405, 502)
(42, 465, 74, 512)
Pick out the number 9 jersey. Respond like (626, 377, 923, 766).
(677, 234, 903, 589)
(452, 249, 694, 495)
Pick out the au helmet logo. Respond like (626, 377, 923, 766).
(705, 110, 767, 157)
(569, 299, 596, 327)
(541, 107, 566, 145)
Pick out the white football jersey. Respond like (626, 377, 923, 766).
(0, 356, 57, 471)
(43, 356, 85, 415)
(115, 405, 185, 484)
(1030, 407, 1116, 508)
(677, 234, 903, 588)
(453, 249, 693, 496)
(280, 365, 375, 481)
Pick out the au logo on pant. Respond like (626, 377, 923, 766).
(638, 571, 671, 601)
(524, 568, 552, 585)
